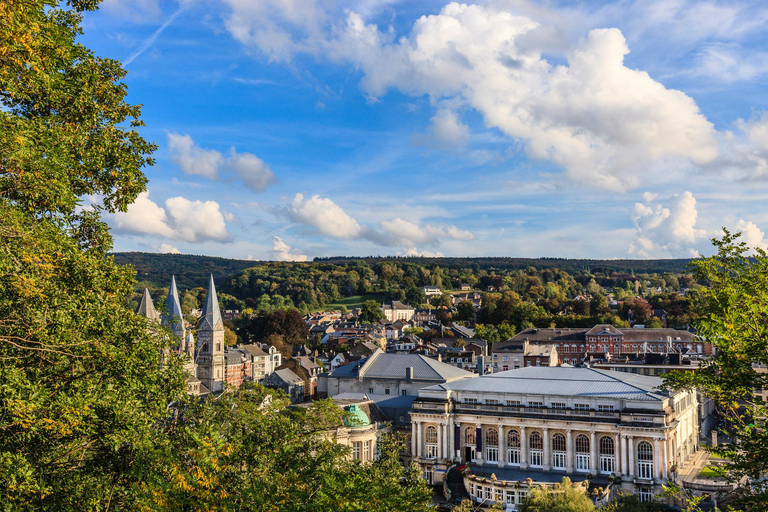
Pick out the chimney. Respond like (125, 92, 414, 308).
(477, 355, 485, 375)
(406, 367, 414, 380)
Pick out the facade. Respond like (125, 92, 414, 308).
(321, 349, 476, 398)
(409, 367, 699, 507)
(381, 300, 416, 322)
(264, 368, 305, 403)
(331, 398, 389, 462)
(196, 275, 226, 393)
(492, 340, 558, 372)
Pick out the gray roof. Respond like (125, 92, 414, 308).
(137, 288, 160, 321)
(239, 344, 268, 357)
(162, 276, 185, 331)
(424, 366, 668, 401)
(332, 392, 417, 410)
(197, 274, 223, 332)
(330, 350, 475, 382)
(271, 368, 304, 385)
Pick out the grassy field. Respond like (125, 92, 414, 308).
(321, 293, 386, 311)
(699, 465, 727, 478)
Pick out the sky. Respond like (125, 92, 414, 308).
(81, 0, 768, 261)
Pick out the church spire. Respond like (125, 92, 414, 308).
(136, 288, 160, 322)
(198, 274, 223, 331)
(162, 275, 185, 340)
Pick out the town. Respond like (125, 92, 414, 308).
(135, 273, 731, 510)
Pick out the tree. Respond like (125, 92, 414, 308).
(665, 230, 768, 509)
(456, 300, 476, 322)
(475, 323, 517, 344)
(238, 308, 308, 347)
(519, 477, 595, 512)
(359, 300, 385, 323)
(599, 492, 674, 512)
(627, 298, 652, 324)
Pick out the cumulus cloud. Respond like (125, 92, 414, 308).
(283, 194, 475, 251)
(158, 243, 181, 254)
(110, 191, 231, 243)
(288, 193, 364, 239)
(272, 236, 308, 261)
(734, 219, 768, 253)
(398, 248, 445, 258)
(167, 133, 277, 192)
(629, 191, 705, 257)
(430, 109, 470, 147)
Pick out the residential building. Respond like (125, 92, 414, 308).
(263, 368, 305, 403)
(381, 300, 415, 322)
(492, 340, 558, 372)
(423, 286, 442, 297)
(410, 367, 700, 506)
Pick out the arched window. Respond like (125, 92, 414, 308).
(529, 431, 543, 467)
(599, 436, 615, 473)
(485, 428, 499, 462)
(464, 427, 476, 446)
(575, 434, 590, 472)
(425, 426, 438, 459)
(507, 429, 520, 465)
(637, 441, 654, 479)
(551, 433, 566, 469)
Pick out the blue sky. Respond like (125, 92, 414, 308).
(83, 0, 768, 260)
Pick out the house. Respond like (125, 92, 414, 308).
(491, 340, 558, 372)
(263, 368, 305, 403)
(410, 366, 700, 501)
(381, 300, 415, 322)
(423, 286, 442, 297)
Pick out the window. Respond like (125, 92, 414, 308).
(464, 427, 476, 446)
(369, 387, 374, 394)
(485, 487, 492, 500)
(638, 486, 652, 502)
(518, 490, 527, 503)
(485, 428, 499, 463)
(424, 467, 433, 485)
(507, 429, 520, 465)
(502, 355, 508, 362)
(529, 431, 543, 467)
(575, 434, 590, 471)
(599, 436, 615, 474)
(574, 403, 590, 415)
(363, 441, 370, 461)
(506, 400, 521, 407)
(425, 426, 438, 459)
(536, 360, 541, 366)
(493, 488, 503, 503)
(475, 485, 483, 499)
(637, 441, 654, 479)
(552, 433, 566, 469)
(485, 399, 499, 405)
(402, 389, 407, 396)
(384, 388, 390, 395)
(528, 401, 543, 413)
(353, 442, 361, 460)
(514, 356, 520, 362)
(465, 398, 478, 404)
(506, 491, 515, 505)
(550, 402, 566, 410)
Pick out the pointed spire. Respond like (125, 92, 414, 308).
(162, 276, 185, 339)
(136, 288, 160, 322)
(198, 274, 223, 331)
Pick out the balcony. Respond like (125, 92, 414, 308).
(452, 403, 621, 421)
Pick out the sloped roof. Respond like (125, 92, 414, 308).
(197, 274, 223, 331)
(423, 366, 668, 401)
(272, 368, 304, 385)
(239, 344, 268, 357)
(162, 276, 184, 329)
(586, 324, 624, 336)
(329, 351, 475, 382)
(137, 288, 160, 322)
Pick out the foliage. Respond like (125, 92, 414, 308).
(599, 492, 674, 512)
(475, 323, 517, 344)
(519, 478, 596, 512)
(456, 300, 476, 322)
(237, 309, 308, 357)
(359, 300, 385, 323)
(664, 230, 768, 509)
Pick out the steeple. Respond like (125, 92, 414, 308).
(197, 274, 223, 332)
(162, 275, 185, 341)
(136, 288, 160, 322)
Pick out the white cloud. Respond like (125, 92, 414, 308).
(288, 193, 364, 239)
(734, 219, 768, 253)
(224, 2, 722, 191)
(430, 109, 470, 147)
(168, 132, 223, 179)
(227, 149, 277, 192)
(379, 217, 475, 246)
(110, 191, 231, 243)
(158, 243, 181, 254)
(629, 191, 705, 257)
(398, 247, 445, 257)
(272, 236, 308, 261)
(167, 133, 278, 192)
(101, 0, 162, 23)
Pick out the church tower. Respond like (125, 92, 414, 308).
(196, 274, 225, 392)
(136, 288, 160, 322)
(162, 276, 186, 343)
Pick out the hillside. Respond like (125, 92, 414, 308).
(112, 252, 256, 289)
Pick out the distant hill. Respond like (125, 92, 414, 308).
(113, 252, 694, 290)
(112, 252, 257, 289)
(312, 256, 693, 275)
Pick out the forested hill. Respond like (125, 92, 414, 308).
(313, 256, 693, 275)
(113, 252, 256, 289)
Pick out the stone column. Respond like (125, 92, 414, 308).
(416, 421, 422, 458)
(475, 423, 483, 464)
(437, 423, 443, 460)
(614, 433, 620, 475)
(662, 437, 669, 480)
(498, 424, 506, 466)
(654, 438, 662, 481)
(449, 416, 456, 460)
(621, 435, 628, 475)
(590, 431, 597, 475)
(520, 425, 528, 469)
(628, 436, 635, 478)
(412, 421, 417, 457)
(543, 428, 551, 470)
(566, 429, 574, 472)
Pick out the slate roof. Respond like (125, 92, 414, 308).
(162, 276, 184, 329)
(423, 366, 667, 401)
(136, 288, 160, 322)
(239, 344, 268, 357)
(197, 274, 223, 331)
(329, 350, 475, 382)
(271, 368, 304, 385)
(333, 392, 418, 410)
(586, 324, 624, 336)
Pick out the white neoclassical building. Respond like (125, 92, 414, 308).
(409, 367, 699, 508)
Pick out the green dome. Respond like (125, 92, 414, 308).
(343, 404, 371, 428)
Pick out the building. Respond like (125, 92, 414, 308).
(381, 300, 415, 322)
(409, 366, 699, 506)
(195, 275, 226, 393)
(423, 286, 442, 297)
(491, 340, 558, 372)
(330, 397, 389, 462)
(320, 348, 476, 398)
(264, 368, 305, 403)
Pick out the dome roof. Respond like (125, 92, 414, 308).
(343, 404, 371, 428)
